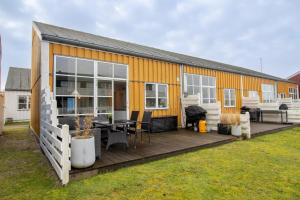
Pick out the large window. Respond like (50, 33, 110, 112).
(18, 95, 30, 110)
(55, 56, 127, 117)
(145, 83, 168, 109)
(184, 73, 216, 103)
(289, 88, 298, 99)
(262, 84, 275, 103)
(248, 90, 259, 98)
(224, 89, 236, 107)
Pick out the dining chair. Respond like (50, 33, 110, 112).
(127, 111, 139, 148)
(139, 111, 152, 144)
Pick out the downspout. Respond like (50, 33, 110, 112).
(240, 75, 244, 97)
(275, 81, 278, 101)
(240, 75, 244, 107)
(179, 64, 184, 128)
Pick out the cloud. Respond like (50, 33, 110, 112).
(0, 0, 300, 89)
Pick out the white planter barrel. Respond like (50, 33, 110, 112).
(231, 125, 242, 136)
(71, 136, 95, 168)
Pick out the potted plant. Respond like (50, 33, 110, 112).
(231, 114, 241, 137)
(217, 114, 232, 135)
(71, 116, 95, 168)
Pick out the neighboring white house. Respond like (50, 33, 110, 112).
(4, 67, 31, 122)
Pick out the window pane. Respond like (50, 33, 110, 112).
(230, 90, 235, 99)
(56, 56, 76, 75)
(57, 97, 75, 114)
(18, 104, 27, 110)
(225, 99, 229, 106)
(203, 99, 209, 104)
(98, 97, 112, 113)
(193, 75, 200, 86)
(209, 77, 216, 86)
(194, 87, 200, 95)
(202, 88, 209, 98)
(146, 84, 156, 97)
(77, 59, 94, 77)
(210, 88, 216, 99)
(98, 62, 113, 77)
(28, 97, 31, 109)
(77, 97, 94, 114)
(158, 98, 167, 108)
(187, 74, 193, 85)
(158, 85, 167, 97)
(146, 98, 156, 108)
(97, 114, 109, 123)
(77, 77, 94, 96)
(202, 76, 209, 86)
(230, 100, 235, 106)
(187, 86, 194, 95)
(114, 64, 127, 79)
(18, 96, 27, 104)
(56, 76, 75, 95)
(98, 80, 112, 96)
(210, 98, 216, 103)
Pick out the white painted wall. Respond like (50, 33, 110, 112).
(4, 91, 31, 121)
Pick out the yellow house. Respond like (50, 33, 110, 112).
(31, 21, 298, 135)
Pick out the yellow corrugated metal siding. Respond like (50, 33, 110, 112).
(242, 75, 275, 101)
(49, 43, 182, 126)
(184, 66, 298, 113)
(46, 43, 298, 126)
(277, 81, 297, 96)
(184, 66, 242, 113)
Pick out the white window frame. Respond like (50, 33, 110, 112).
(262, 84, 275, 103)
(248, 90, 259, 98)
(18, 95, 30, 110)
(279, 93, 285, 99)
(289, 88, 298, 99)
(145, 83, 168, 110)
(224, 89, 236, 108)
(54, 55, 129, 120)
(184, 73, 217, 104)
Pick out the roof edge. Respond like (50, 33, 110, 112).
(287, 71, 300, 79)
(37, 23, 294, 84)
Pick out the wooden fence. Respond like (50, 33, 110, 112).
(40, 88, 71, 185)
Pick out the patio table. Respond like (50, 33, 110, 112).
(93, 120, 133, 150)
(260, 110, 288, 124)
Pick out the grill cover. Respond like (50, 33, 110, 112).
(279, 104, 288, 110)
(185, 105, 207, 121)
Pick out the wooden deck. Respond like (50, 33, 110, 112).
(70, 123, 297, 180)
(250, 122, 297, 137)
(70, 129, 235, 180)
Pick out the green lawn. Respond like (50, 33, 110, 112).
(1, 123, 299, 200)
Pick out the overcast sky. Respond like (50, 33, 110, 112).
(0, 0, 300, 89)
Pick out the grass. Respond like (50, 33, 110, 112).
(0, 124, 299, 200)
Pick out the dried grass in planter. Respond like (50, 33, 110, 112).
(220, 113, 240, 125)
(74, 116, 94, 139)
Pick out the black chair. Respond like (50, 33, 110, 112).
(127, 111, 139, 148)
(139, 111, 152, 144)
(106, 127, 128, 150)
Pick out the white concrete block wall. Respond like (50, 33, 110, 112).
(181, 95, 221, 131)
(199, 102, 221, 131)
(4, 91, 31, 122)
(240, 112, 251, 138)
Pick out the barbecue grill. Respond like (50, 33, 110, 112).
(185, 105, 207, 129)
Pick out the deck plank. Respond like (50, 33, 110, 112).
(70, 123, 296, 179)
